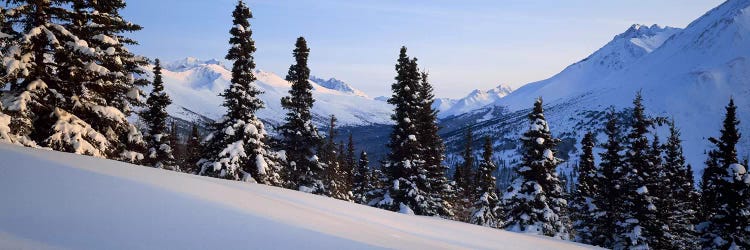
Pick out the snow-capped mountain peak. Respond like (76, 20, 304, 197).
(152, 58, 392, 127)
(309, 76, 368, 97)
(434, 83, 514, 118)
(163, 57, 224, 72)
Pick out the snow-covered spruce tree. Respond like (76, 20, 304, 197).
(615, 92, 661, 249)
(469, 136, 500, 227)
(455, 125, 475, 195)
(662, 120, 698, 249)
(370, 47, 429, 215)
(63, 0, 149, 162)
(501, 97, 570, 239)
(183, 124, 202, 174)
(169, 122, 184, 168)
(140, 59, 177, 170)
(343, 134, 356, 199)
(0, 0, 148, 160)
(199, 1, 282, 186)
(278, 36, 326, 194)
(571, 131, 601, 245)
(319, 115, 345, 199)
(453, 125, 476, 221)
(416, 71, 454, 218)
(594, 107, 625, 248)
(352, 150, 371, 204)
(699, 98, 750, 249)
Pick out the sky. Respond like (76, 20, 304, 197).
(122, 0, 724, 98)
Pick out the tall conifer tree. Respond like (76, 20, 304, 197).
(662, 120, 698, 249)
(199, 1, 282, 186)
(278, 36, 326, 194)
(141, 59, 176, 170)
(571, 132, 601, 245)
(501, 98, 570, 239)
(469, 136, 500, 227)
(700, 98, 750, 249)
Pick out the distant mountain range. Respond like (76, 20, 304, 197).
(439, 0, 750, 180)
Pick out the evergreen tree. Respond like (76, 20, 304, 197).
(140, 59, 177, 170)
(616, 92, 660, 249)
(700, 98, 750, 249)
(469, 136, 500, 227)
(662, 120, 698, 249)
(278, 36, 325, 193)
(595, 107, 625, 248)
(319, 115, 344, 198)
(501, 98, 570, 239)
(352, 151, 371, 204)
(343, 134, 356, 198)
(571, 132, 601, 245)
(184, 124, 202, 174)
(455, 125, 475, 194)
(1, 0, 147, 159)
(199, 1, 282, 186)
(169, 122, 183, 168)
(416, 72, 454, 218)
(371, 47, 430, 215)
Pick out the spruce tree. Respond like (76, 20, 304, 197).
(700, 98, 750, 249)
(469, 136, 500, 227)
(352, 151, 371, 204)
(199, 1, 282, 186)
(501, 98, 569, 239)
(455, 125, 475, 194)
(371, 47, 430, 215)
(616, 92, 660, 249)
(595, 107, 625, 248)
(184, 124, 202, 174)
(319, 115, 344, 198)
(140, 59, 177, 170)
(571, 131, 601, 245)
(278, 36, 326, 194)
(662, 120, 698, 249)
(416, 72, 454, 218)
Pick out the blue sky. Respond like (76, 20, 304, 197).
(122, 0, 723, 98)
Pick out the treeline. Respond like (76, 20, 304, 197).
(0, 1, 748, 249)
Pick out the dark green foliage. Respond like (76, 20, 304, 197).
(278, 36, 326, 194)
(700, 98, 750, 249)
(200, 1, 281, 185)
(469, 137, 500, 227)
(571, 132, 601, 245)
(184, 124, 202, 174)
(141, 59, 177, 170)
(662, 120, 699, 249)
(352, 151, 372, 204)
(501, 98, 570, 239)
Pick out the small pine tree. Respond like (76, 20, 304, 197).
(469, 137, 500, 227)
(184, 124, 202, 174)
(352, 151, 371, 204)
(199, 1, 282, 186)
(595, 107, 625, 248)
(455, 125, 475, 194)
(662, 120, 698, 249)
(278, 37, 326, 194)
(501, 97, 570, 239)
(141, 59, 177, 170)
(699, 98, 750, 249)
(571, 132, 601, 245)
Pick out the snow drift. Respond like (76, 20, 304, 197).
(0, 144, 595, 249)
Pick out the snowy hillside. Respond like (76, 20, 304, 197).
(435, 84, 514, 118)
(149, 57, 392, 127)
(0, 144, 595, 250)
(442, 0, 750, 178)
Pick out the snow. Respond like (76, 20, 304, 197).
(536, 138, 545, 145)
(434, 84, 513, 118)
(636, 186, 648, 194)
(147, 58, 393, 127)
(408, 134, 417, 141)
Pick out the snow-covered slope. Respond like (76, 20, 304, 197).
(151, 58, 392, 127)
(435, 84, 514, 118)
(446, 0, 750, 178)
(0, 144, 595, 250)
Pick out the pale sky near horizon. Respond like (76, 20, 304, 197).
(122, 0, 724, 98)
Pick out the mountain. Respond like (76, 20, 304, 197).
(146, 58, 393, 128)
(440, 0, 750, 180)
(435, 84, 514, 118)
(0, 143, 595, 250)
(310, 76, 368, 97)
